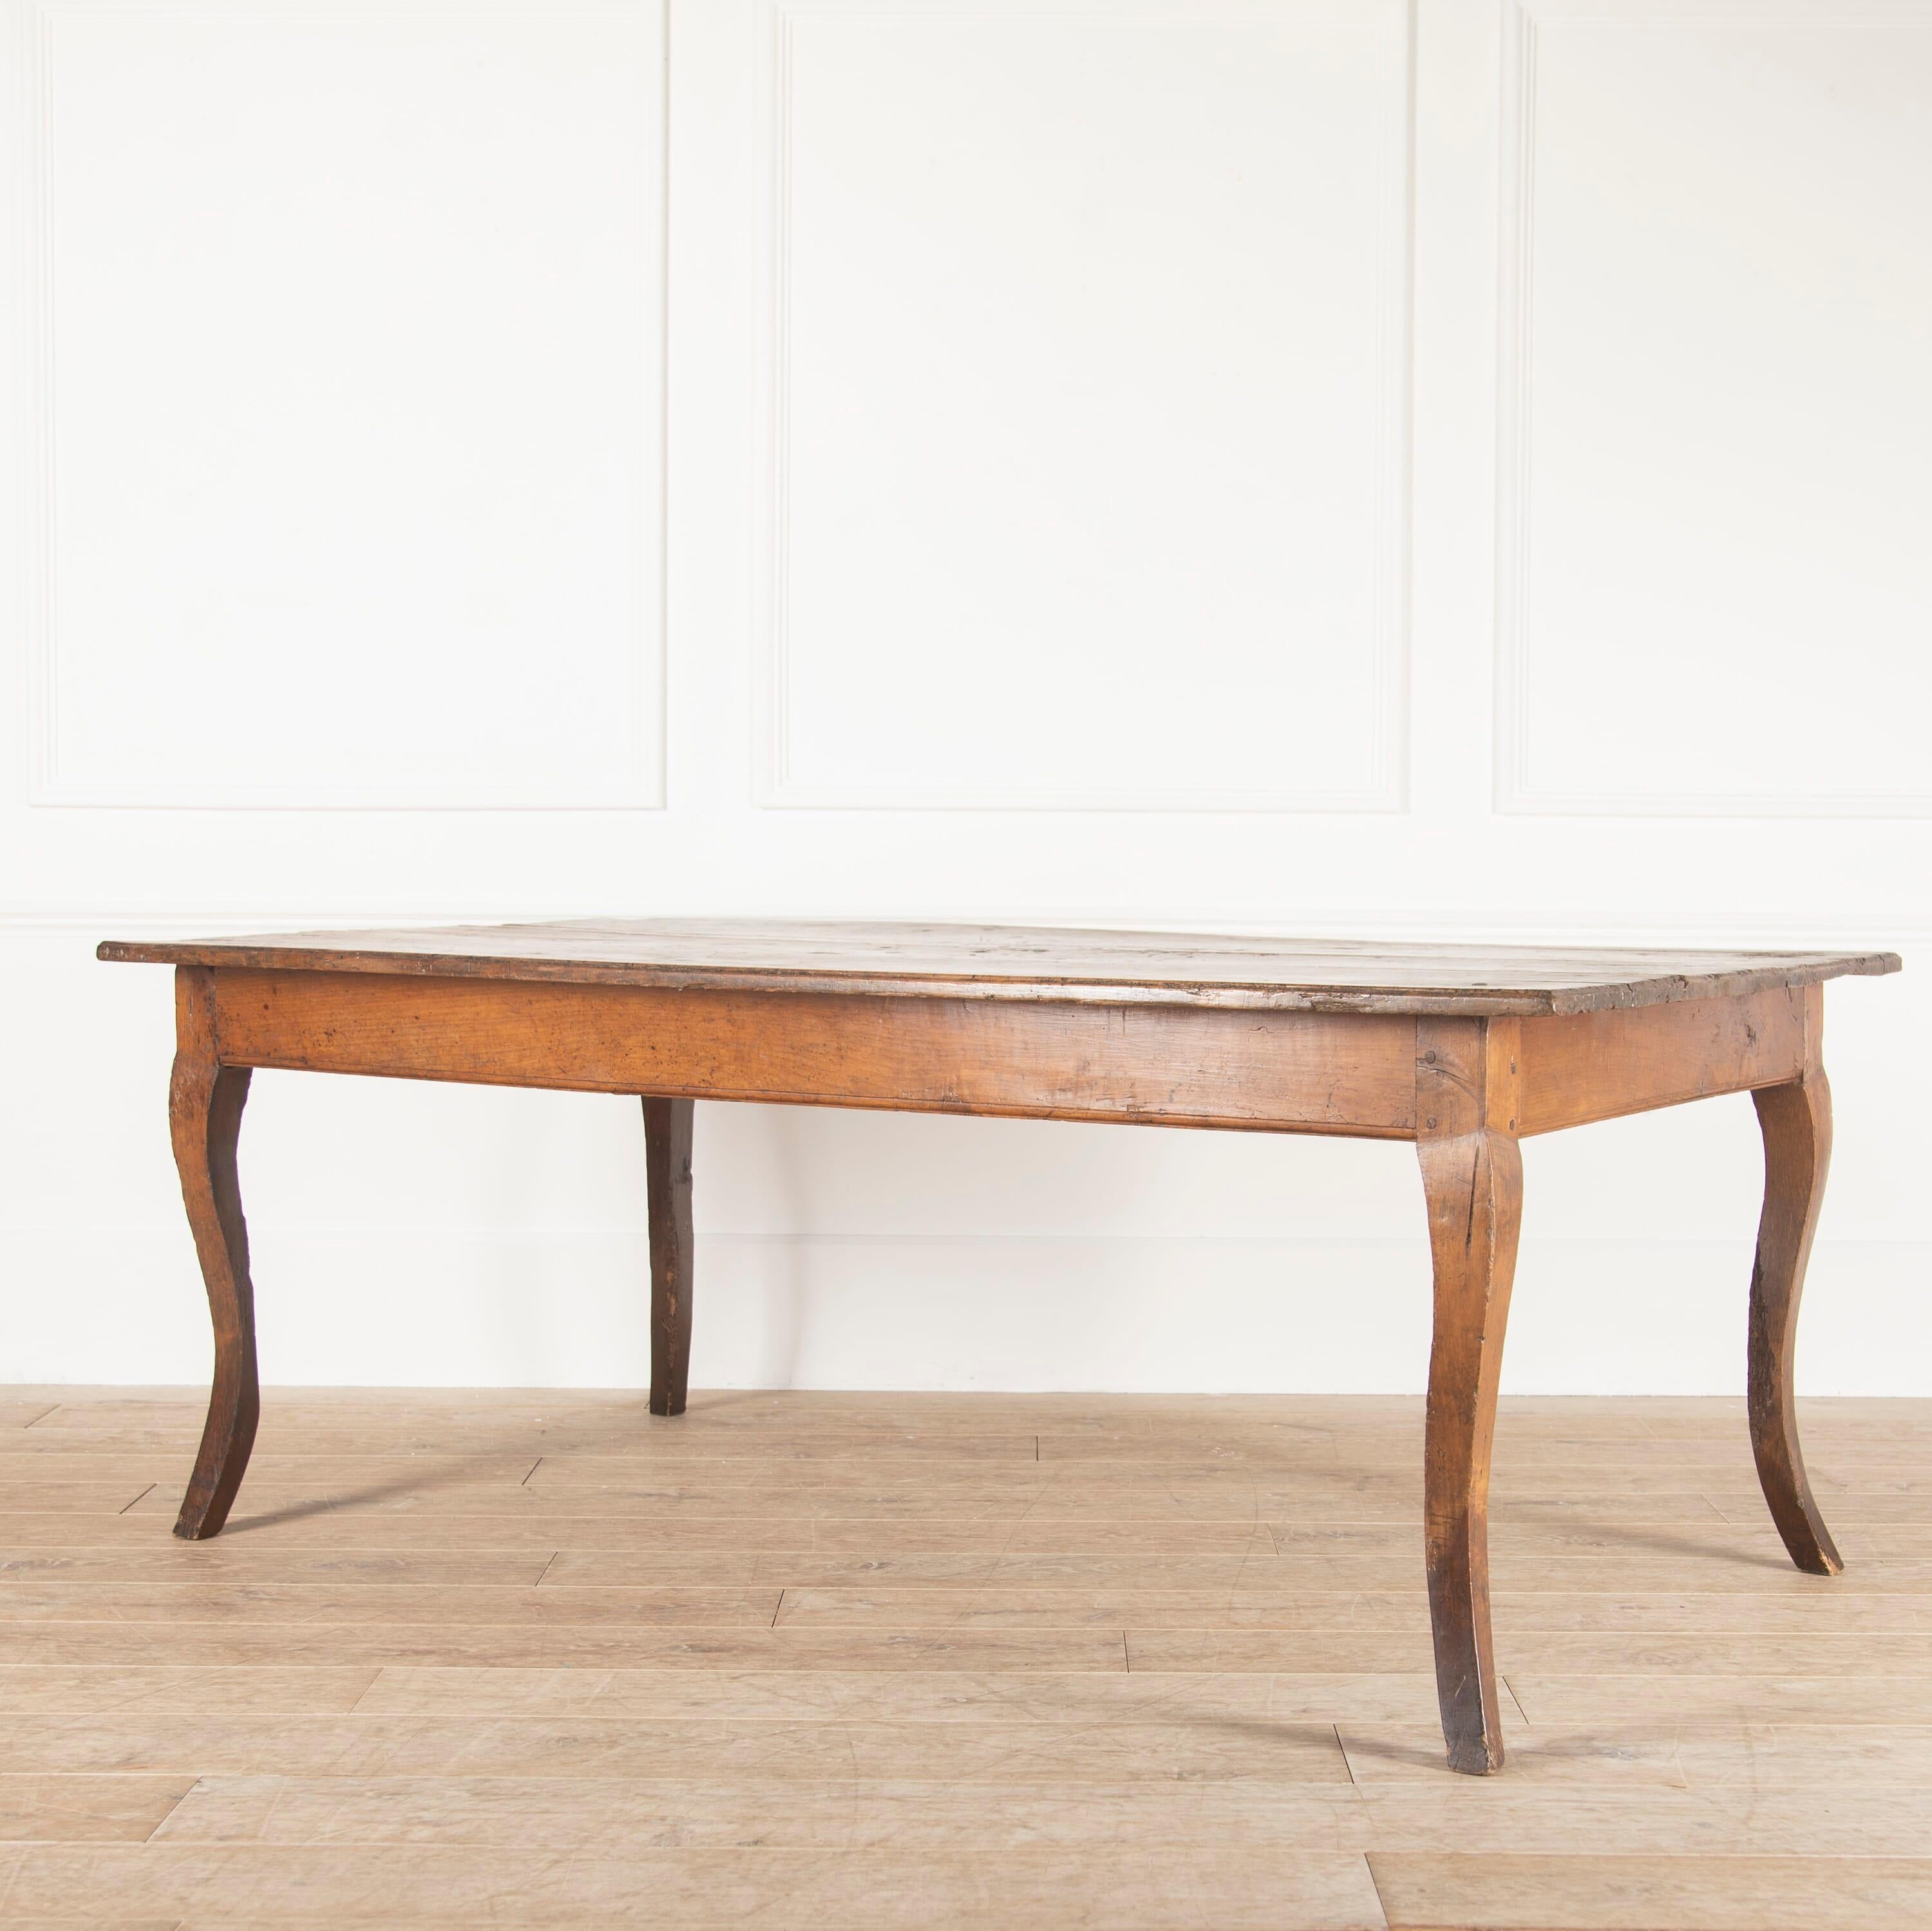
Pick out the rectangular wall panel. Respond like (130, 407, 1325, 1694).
(755, 0, 1413, 809)
(26, 0, 666, 806)
(1496, 0, 1932, 816)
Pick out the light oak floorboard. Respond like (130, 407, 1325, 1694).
(7, 1586, 1924, 1647)
(523, 1458, 1864, 1498)
(0, 1581, 782, 1626)
(17, 1514, 1616, 1556)
(1268, 1520, 1915, 1560)
(1704, 1489, 1932, 1523)
(0, 1625, 876, 1668)
(151, 1772, 1382, 1849)
(15, 1420, 1045, 1462)
(4, 1514, 1277, 1552)
(0, 1713, 1359, 1782)
(549, 1550, 1292, 1587)
(1508, 1674, 1932, 1725)
(146, 1772, 1932, 1856)
(0, 1454, 539, 1485)
(2, 1843, 1389, 1926)
(769, 1587, 1434, 1631)
(560, 1549, 1932, 1590)
(0, 1921, 175, 1930)
(41, 1431, 1846, 1471)
(0, 1486, 158, 1515)
(348, 1664, 1433, 1724)
(0, 1629, 1135, 1673)
(27, 1392, 1818, 1431)
(1365, 1852, 1932, 1930)
(0, 1666, 380, 1714)
(772, 1586, 1932, 1633)
(0, 1545, 555, 1583)
(1130, 1630, 1932, 1675)
(345, 1630, 1129, 1673)
(0, 1774, 193, 1843)
(1339, 1724, 1932, 1789)
(125, 1483, 1739, 1527)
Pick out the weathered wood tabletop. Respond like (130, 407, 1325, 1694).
(100, 917, 1897, 1013)
(99, 919, 1900, 1775)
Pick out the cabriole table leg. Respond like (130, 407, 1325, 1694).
(1417, 1018, 1523, 1774)
(169, 966, 260, 1540)
(1748, 1066, 1842, 1576)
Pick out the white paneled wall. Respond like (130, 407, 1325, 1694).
(757, 0, 1410, 809)
(1495, 2, 1932, 816)
(26, 0, 665, 806)
(3, 0, 1926, 1391)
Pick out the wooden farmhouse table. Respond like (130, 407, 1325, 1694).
(99, 919, 1901, 1775)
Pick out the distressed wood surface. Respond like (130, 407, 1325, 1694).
(642, 1098, 695, 1418)
(1748, 990, 1843, 1576)
(196, 969, 1421, 1134)
(0, 1388, 1929, 1926)
(96, 917, 1900, 1015)
(166, 969, 258, 1543)
(1512, 987, 1809, 1134)
(1416, 1019, 1522, 1773)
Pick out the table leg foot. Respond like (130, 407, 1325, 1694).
(1419, 1120, 1522, 1776)
(644, 1097, 695, 1418)
(169, 968, 258, 1541)
(1749, 1072, 1842, 1577)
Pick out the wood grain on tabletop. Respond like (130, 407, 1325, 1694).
(95, 916, 1900, 1014)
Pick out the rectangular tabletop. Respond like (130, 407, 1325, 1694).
(97, 918, 1898, 1017)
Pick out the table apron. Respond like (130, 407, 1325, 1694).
(1513, 985, 1812, 1135)
(202, 968, 1421, 1136)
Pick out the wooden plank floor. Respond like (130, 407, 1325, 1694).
(1, 1388, 1929, 1928)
